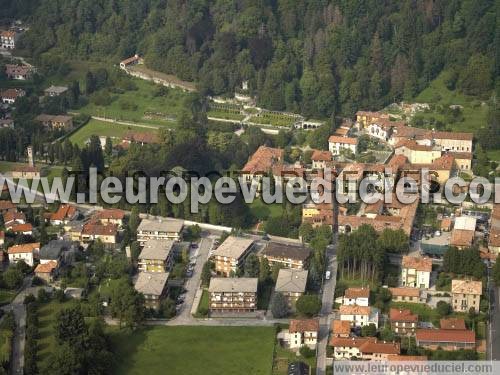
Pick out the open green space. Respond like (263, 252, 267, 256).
(77, 78, 188, 127)
(207, 109, 245, 121)
(273, 342, 316, 375)
(193, 289, 209, 318)
(249, 200, 286, 222)
(249, 112, 297, 127)
(69, 119, 157, 146)
(0, 326, 13, 367)
(0, 290, 16, 306)
(413, 70, 490, 134)
(109, 326, 275, 375)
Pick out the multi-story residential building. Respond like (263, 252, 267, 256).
(342, 287, 369, 306)
(366, 119, 405, 142)
(339, 305, 379, 328)
(451, 279, 482, 313)
(401, 256, 432, 289)
(389, 308, 418, 336)
(389, 287, 424, 303)
(450, 152, 473, 172)
(415, 329, 475, 351)
(328, 135, 358, 156)
(260, 242, 311, 270)
(208, 277, 258, 313)
(94, 208, 126, 226)
(138, 239, 174, 272)
(274, 269, 308, 307)
(7, 242, 40, 267)
(136, 218, 184, 245)
(212, 236, 254, 277)
(330, 337, 400, 361)
(35, 114, 73, 130)
(288, 319, 319, 349)
(241, 145, 283, 184)
(0, 30, 18, 49)
(134, 272, 169, 310)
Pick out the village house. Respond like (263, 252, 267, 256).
(5, 64, 32, 80)
(274, 268, 308, 308)
(287, 319, 319, 349)
(488, 227, 500, 255)
(7, 223, 33, 235)
(212, 236, 254, 277)
(450, 152, 473, 172)
(440, 318, 466, 330)
(0, 30, 18, 49)
(342, 287, 370, 306)
(138, 239, 175, 273)
(339, 305, 379, 328)
(48, 204, 78, 225)
(7, 242, 40, 267)
(34, 261, 58, 283)
(331, 320, 351, 338)
(451, 279, 482, 313)
(355, 111, 390, 129)
(400, 256, 432, 289)
(93, 208, 126, 226)
(415, 328, 475, 351)
(395, 140, 442, 165)
(208, 277, 258, 313)
(134, 272, 169, 310)
(35, 114, 73, 130)
(330, 337, 400, 361)
(260, 242, 311, 270)
(119, 54, 143, 69)
(328, 135, 358, 156)
(44, 85, 68, 97)
(389, 287, 424, 303)
(241, 145, 284, 190)
(11, 165, 40, 179)
(0, 200, 16, 213)
(136, 218, 184, 245)
(310, 150, 332, 169)
(450, 216, 476, 249)
(81, 221, 118, 246)
(389, 308, 418, 336)
(1, 88, 26, 104)
(3, 210, 25, 226)
(366, 119, 405, 142)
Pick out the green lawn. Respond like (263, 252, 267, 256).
(0, 328, 13, 366)
(207, 109, 245, 121)
(414, 70, 490, 134)
(193, 289, 209, 318)
(69, 119, 158, 146)
(109, 326, 275, 375)
(273, 343, 316, 375)
(77, 78, 188, 127)
(0, 290, 16, 306)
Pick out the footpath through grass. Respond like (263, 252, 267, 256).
(109, 326, 275, 375)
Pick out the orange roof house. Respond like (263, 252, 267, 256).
(332, 320, 351, 338)
(49, 204, 77, 225)
(440, 318, 466, 330)
(242, 146, 284, 174)
(289, 319, 319, 333)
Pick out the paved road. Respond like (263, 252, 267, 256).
(173, 234, 213, 324)
(316, 241, 338, 375)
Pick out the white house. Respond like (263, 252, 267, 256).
(328, 135, 358, 156)
(287, 319, 319, 349)
(342, 287, 370, 306)
(7, 242, 40, 267)
(0, 30, 18, 49)
(401, 256, 432, 289)
(339, 305, 379, 328)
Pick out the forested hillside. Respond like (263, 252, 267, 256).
(3, 0, 498, 119)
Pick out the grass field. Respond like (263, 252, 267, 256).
(273, 343, 316, 375)
(0, 290, 16, 306)
(414, 71, 490, 134)
(69, 119, 158, 146)
(249, 112, 297, 127)
(77, 78, 188, 127)
(249, 200, 286, 222)
(207, 109, 245, 121)
(109, 326, 275, 375)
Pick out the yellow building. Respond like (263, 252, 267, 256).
(138, 239, 175, 272)
(395, 140, 441, 164)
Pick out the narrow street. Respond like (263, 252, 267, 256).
(316, 241, 338, 375)
(487, 267, 500, 361)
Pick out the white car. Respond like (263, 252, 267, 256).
(325, 270, 331, 280)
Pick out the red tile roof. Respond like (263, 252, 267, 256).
(34, 260, 57, 274)
(440, 318, 466, 330)
(389, 287, 420, 298)
(242, 146, 284, 174)
(433, 131, 473, 141)
(328, 135, 358, 145)
(8, 223, 33, 233)
(0, 201, 16, 211)
(389, 308, 418, 322)
(344, 287, 370, 299)
(50, 204, 77, 222)
(416, 329, 475, 344)
(8, 242, 40, 254)
(289, 319, 319, 333)
(401, 256, 432, 272)
(311, 150, 332, 161)
(331, 320, 351, 336)
(82, 222, 118, 236)
(94, 208, 125, 221)
(450, 229, 474, 247)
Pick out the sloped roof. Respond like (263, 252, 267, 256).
(344, 287, 369, 299)
(289, 319, 319, 333)
(134, 272, 169, 296)
(275, 269, 308, 293)
(208, 277, 258, 293)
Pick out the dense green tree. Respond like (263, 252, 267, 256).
(295, 295, 322, 317)
(270, 292, 289, 318)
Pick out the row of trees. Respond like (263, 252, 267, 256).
(442, 246, 485, 280)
